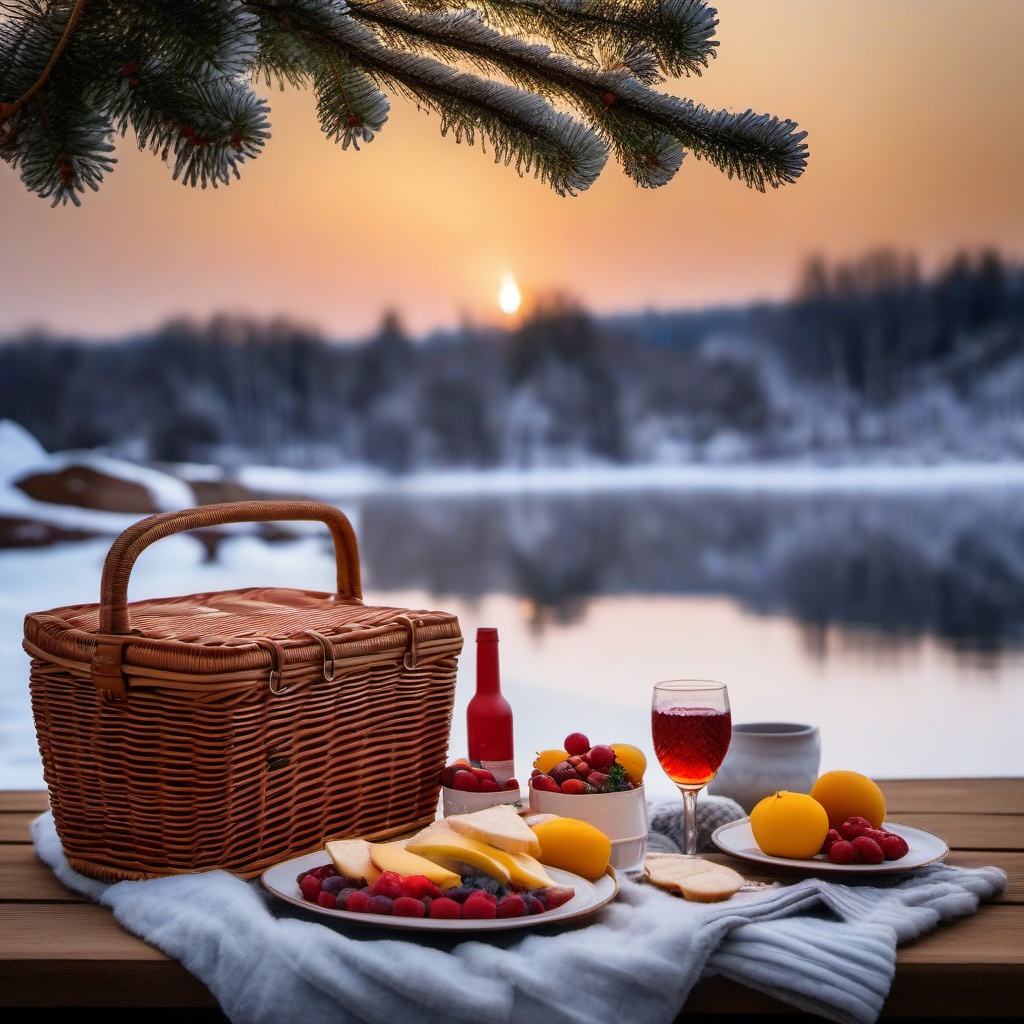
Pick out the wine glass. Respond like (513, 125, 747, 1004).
(651, 679, 732, 857)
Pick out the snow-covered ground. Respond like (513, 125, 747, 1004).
(2, 425, 1023, 797)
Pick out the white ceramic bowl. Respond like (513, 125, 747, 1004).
(528, 784, 649, 873)
(441, 786, 523, 817)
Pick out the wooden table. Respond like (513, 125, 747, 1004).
(2, 779, 1021, 1019)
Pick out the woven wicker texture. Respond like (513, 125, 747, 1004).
(24, 501, 463, 882)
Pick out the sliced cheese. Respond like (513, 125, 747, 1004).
(405, 820, 513, 885)
(444, 803, 541, 857)
(505, 850, 557, 889)
(406, 820, 558, 889)
(368, 840, 462, 890)
(325, 838, 381, 886)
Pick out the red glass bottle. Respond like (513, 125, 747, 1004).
(466, 626, 515, 786)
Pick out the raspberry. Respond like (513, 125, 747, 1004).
(586, 745, 616, 771)
(560, 778, 587, 794)
(564, 732, 590, 756)
(345, 889, 370, 913)
(393, 896, 427, 917)
(369, 871, 405, 900)
(879, 833, 910, 860)
(828, 840, 857, 864)
(497, 894, 528, 918)
(462, 892, 498, 919)
(860, 828, 889, 844)
(317, 890, 337, 908)
(819, 828, 842, 855)
(851, 836, 885, 864)
(451, 770, 480, 792)
(839, 816, 873, 841)
(543, 886, 575, 910)
(429, 897, 462, 919)
(299, 874, 322, 901)
(335, 887, 360, 909)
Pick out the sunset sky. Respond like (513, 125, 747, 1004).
(2, 0, 1023, 342)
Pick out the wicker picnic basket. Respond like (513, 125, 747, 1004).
(23, 500, 463, 882)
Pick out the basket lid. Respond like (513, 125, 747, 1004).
(22, 501, 462, 698)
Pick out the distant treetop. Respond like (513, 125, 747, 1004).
(0, 0, 808, 205)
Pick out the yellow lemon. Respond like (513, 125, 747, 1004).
(533, 749, 568, 774)
(530, 817, 611, 880)
(749, 791, 830, 859)
(610, 742, 647, 784)
(809, 770, 887, 830)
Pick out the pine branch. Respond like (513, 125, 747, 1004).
(345, 0, 806, 189)
(1, 0, 809, 203)
(1, 0, 88, 118)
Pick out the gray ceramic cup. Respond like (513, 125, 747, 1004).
(706, 722, 821, 813)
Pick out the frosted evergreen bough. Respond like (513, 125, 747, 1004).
(0, 0, 809, 206)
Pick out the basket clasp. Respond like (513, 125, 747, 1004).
(91, 640, 127, 700)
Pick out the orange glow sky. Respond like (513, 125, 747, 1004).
(2, 0, 1023, 341)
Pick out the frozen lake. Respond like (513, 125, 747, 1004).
(3, 469, 1023, 803)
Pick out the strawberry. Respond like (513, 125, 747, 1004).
(451, 769, 481, 792)
(531, 774, 560, 793)
(369, 871, 404, 900)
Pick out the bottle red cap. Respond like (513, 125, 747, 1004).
(476, 627, 499, 642)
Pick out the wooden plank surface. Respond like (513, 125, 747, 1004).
(880, 777, 1024, 815)
(1, 783, 1021, 1017)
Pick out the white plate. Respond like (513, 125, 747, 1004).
(711, 819, 949, 874)
(261, 852, 619, 932)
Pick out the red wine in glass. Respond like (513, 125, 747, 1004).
(652, 706, 732, 786)
(651, 680, 731, 855)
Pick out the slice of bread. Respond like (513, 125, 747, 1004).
(444, 803, 542, 856)
(644, 854, 745, 903)
(325, 838, 381, 886)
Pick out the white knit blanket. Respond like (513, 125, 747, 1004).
(31, 808, 1005, 1024)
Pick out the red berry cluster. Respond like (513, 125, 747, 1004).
(296, 865, 574, 919)
(439, 758, 519, 793)
(820, 816, 910, 864)
(531, 733, 638, 795)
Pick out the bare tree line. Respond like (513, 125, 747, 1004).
(1, 248, 1021, 470)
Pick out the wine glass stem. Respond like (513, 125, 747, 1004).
(679, 786, 699, 856)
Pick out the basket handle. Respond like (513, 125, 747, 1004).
(98, 500, 362, 635)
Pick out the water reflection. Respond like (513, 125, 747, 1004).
(346, 488, 1024, 657)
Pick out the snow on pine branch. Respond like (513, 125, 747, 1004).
(0, 0, 808, 202)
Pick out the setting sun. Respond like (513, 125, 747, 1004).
(498, 273, 522, 316)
